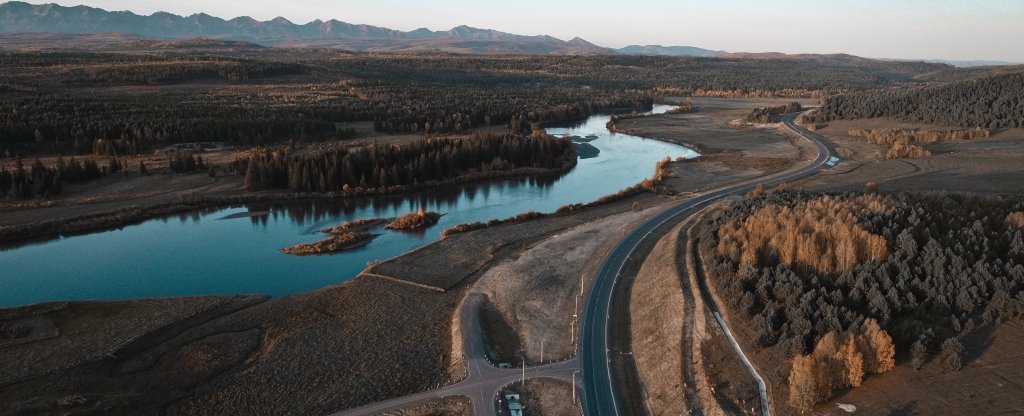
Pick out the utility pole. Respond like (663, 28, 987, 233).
(521, 357, 526, 386)
(572, 291, 579, 346)
(570, 318, 575, 346)
(541, 339, 545, 364)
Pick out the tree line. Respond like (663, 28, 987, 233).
(845, 127, 991, 159)
(745, 102, 803, 123)
(0, 156, 122, 199)
(242, 133, 575, 192)
(813, 72, 1024, 128)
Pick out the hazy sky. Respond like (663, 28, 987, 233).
(49, 0, 1024, 62)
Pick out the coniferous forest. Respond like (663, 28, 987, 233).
(241, 133, 575, 192)
(813, 72, 1024, 128)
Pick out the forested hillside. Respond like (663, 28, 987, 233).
(814, 72, 1024, 128)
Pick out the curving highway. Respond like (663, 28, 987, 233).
(579, 114, 833, 416)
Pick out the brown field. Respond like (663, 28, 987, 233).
(614, 98, 818, 194)
(794, 118, 1024, 194)
(0, 276, 462, 415)
(366, 192, 674, 292)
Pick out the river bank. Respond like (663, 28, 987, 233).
(0, 165, 571, 246)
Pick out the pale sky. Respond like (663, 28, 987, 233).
(47, 0, 1024, 62)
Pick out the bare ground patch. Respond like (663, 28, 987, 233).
(614, 98, 816, 195)
(630, 221, 688, 415)
(474, 204, 666, 365)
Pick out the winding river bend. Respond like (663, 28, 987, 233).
(0, 105, 697, 308)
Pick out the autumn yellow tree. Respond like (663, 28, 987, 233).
(836, 333, 864, 387)
(789, 354, 822, 414)
(717, 196, 889, 275)
(860, 319, 896, 374)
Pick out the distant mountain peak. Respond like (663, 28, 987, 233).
(567, 37, 596, 47)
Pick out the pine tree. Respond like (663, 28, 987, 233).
(941, 337, 965, 371)
(910, 339, 928, 370)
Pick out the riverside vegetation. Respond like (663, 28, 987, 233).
(240, 133, 576, 193)
(384, 209, 442, 231)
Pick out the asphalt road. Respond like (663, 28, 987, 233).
(579, 115, 832, 416)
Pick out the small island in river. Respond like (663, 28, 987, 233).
(321, 218, 389, 234)
(282, 226, 381, 256)
(384, 209, 443, 231)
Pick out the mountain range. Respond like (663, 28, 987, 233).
(0, 1, 723, 56)
(2, 1, 1013, 66)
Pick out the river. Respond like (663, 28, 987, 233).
(0, 105, 697, 308)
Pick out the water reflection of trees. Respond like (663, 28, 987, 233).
(249, 174, 560, 227)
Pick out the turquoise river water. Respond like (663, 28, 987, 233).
(0, 105, 697, 308)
